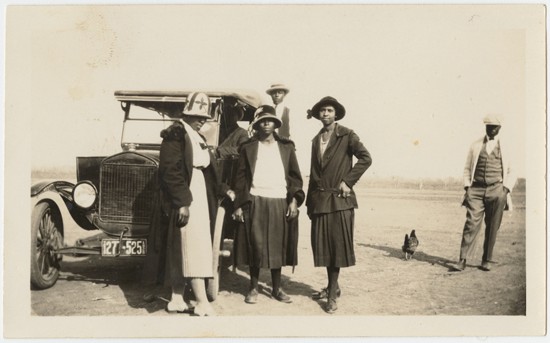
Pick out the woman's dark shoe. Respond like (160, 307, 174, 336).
(325, 298, 338, 314)
(245, 289, 259, 304)
(312, 287, 341, 300)
(271, 289, 292, 303)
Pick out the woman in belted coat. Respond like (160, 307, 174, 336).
(306, 96, 372, 314)
(232, 105, 304, 305)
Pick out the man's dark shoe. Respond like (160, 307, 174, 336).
(479, 261, 491, 271)
(452, 259, 466, 271)
(245, 289, 258, 304)
(271, 289, 292, 303)
(325, 298, 338, 314)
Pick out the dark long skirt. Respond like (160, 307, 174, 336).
(233, 195, 298, 269)
(311, 209, 355, 267)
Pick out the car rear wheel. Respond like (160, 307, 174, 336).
(31, 202, 64, 289)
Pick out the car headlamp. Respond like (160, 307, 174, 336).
(72, 181, 97, 209)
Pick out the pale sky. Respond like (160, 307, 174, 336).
(21, 5, 544, 179)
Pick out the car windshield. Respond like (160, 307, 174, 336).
(121, 102, 220, 150)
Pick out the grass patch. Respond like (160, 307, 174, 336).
(31, 167, 75, 180)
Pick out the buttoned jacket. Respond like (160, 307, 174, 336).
(306, 124, 372, 216)
(233, 136, 305, 210)
(158, 121, 222, 224)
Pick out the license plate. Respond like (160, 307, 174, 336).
(101, 238, 147, 256)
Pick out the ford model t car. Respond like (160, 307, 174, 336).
(31, 90, 261, 299)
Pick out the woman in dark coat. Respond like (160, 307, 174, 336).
(157, 92, 221, 316)
(212, 104, 249, 237)
(232, 105, 304, 304)
(306, 96, 372, 314)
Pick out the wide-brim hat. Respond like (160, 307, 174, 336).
(266, 83, 290, 95)
(483, 114, 502, 126)
(183, 92, 212, 118)
(310, 96, 346, 121)
(251, 105, 282, 130)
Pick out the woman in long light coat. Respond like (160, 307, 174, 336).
(158, 92, 221, 316)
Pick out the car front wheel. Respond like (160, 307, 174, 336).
(31, 202, 64, 289)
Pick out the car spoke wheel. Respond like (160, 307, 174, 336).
(31, 202, 63, 289)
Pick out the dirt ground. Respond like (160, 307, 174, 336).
(31, 186, 526, 316)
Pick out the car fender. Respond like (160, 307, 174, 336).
(31, 180, 74, 198)
(31, 189, 82, 234)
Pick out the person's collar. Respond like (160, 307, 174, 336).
(485, 134, 499, 142)
(180, 119, 201, 139)
(179, 119, 192, 131)
(320, 123, 337, 134)
(273, 100, 284, 108)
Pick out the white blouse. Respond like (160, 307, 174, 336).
(180, 120, 210, 168)
(319, 129, 334, 157)
(250, 141, 287, 199)
(319, 136, 330, 157)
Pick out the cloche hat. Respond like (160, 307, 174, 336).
(251, 105, 282, 130)
(309, 96, 346, 121)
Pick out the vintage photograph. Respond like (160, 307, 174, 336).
(4, 4, 546, 338)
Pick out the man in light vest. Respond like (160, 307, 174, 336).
(266, 83, 291, 139)
(452, 114, 517, 272)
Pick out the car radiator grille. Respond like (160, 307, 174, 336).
(99, 164, 157, 224)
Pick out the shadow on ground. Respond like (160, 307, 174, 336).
(54, 256, 320, 313)
(56, 256, 168, 313)
(359, 243, 458, 271)
(220, 264, 323, 311)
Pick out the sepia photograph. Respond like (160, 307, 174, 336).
(4, 3, 546, 338)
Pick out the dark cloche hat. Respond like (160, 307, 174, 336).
(251, 105, 282, 130)
(309, 96, 346, 121)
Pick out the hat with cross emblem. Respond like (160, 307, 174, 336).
(183, 92, 211, 118)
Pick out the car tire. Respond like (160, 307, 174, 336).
(31, 202, 64, 290)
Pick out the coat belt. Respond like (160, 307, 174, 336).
(315, 187, 340, 194)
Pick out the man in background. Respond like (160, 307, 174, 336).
(452, 114, 517, 272)
(266, 83, 291, 139)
